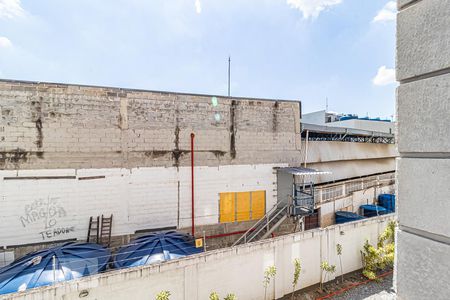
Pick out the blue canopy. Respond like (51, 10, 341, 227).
(114, 231, 203, 269)
(0, 242, 110, 295)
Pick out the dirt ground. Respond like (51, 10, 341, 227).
(279, 269, 393, 300)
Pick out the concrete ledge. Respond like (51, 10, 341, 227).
(395, 230, 450, 300)
(397, 73, 450, 153)
(398, 0, 422, 10)
(396, 0, 450, 81)
(397, 158, 450, 237)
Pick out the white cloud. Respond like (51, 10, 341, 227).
(373, 1, 396, 22)
(195, 0, 201, 14)
(0, 36, 12, 48)
(373, 66, 396, 86)
(0, 0, 25, 19)
(286, 0, 342, 19)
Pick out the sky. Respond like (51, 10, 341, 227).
(0, 0, 397, 117)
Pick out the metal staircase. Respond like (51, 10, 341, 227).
(232, 202, 289, 246)
(232, 181, 316, 246)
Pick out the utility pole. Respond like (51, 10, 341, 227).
(228, 56, 231, 97)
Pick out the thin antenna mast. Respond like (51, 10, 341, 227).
(326, 97, 328, 111)
(228, 56, 231, 97)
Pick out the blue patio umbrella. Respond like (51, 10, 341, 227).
(0, 242, 110, 295)
(113, 231, 203, 269)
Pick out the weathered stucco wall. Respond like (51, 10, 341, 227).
(0, 80, 301, 170)
(3, 215, 394, 300)
(0, 80, 302, 251)
(396, 0, 450, 299)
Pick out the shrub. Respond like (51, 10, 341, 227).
(361, 220, 396, 280)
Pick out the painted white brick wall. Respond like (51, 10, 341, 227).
(0, 164, 283, 247)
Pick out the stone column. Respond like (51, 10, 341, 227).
(396, 0, 450, 299)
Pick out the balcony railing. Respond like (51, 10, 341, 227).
(314, 172, 395, 204)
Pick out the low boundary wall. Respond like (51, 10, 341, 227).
(4, 215, 395, 300)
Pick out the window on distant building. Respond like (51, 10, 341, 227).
(219, 190, 265, 223)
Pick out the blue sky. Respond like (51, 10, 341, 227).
(0, 0, 397, 117)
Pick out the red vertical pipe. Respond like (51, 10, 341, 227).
(190, 133, 195, 237)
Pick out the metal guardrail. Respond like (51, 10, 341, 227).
(247, 204, 288, 243)
(232, 202, 289, 246)
(315, 172, 395, 204)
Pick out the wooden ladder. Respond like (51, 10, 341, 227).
(87, 216, 100, 243)
(100, 214, 113, 248)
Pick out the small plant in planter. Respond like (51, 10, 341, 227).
(263, 265, 277, 300)
(291, 258, 302, 300)
(336, 243, 344, 283)
(224, 293, 237, 300)
(320, 261, 336, 290)
(156, 290, 171, 300)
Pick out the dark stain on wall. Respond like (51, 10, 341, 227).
(144, 150, 170, 158)
(0, 148, 28, 169)
(211, 150, 227, 159)
(172, 150, 184, 166)
(107, 91, 128, 98)
(35, 118, 43, 148)
(117, 114, 123, 129)
(33, 96, 44, 149)
(173, 121, 181, 167)
(230, 100, 237, 159)
(272, 101, 279, 132)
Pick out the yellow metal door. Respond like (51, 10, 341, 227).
(236, 192, 251, 222)
(219, 192, 235, 223)
(251, 190, 266, 220)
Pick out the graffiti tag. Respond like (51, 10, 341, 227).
(20, 197, 66, 229)
(19, 197, 74, 240)
(39, 226, 75, 240)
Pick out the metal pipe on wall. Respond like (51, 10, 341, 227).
(190, 133, 195, 237)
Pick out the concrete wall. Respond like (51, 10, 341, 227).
(301, 110, 325, 124)
(4, 215, 394, 300)
(303, 141, 396, 184)
(0, 80, 302, 252)
(0, 164, 281, 249)
(0, 80, 301, 170)
(395, 0, 450, 299)
(330, 119, 394, 134)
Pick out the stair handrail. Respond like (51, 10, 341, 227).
(232, 204, 279, 246)
(246, 202, 288, 243)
